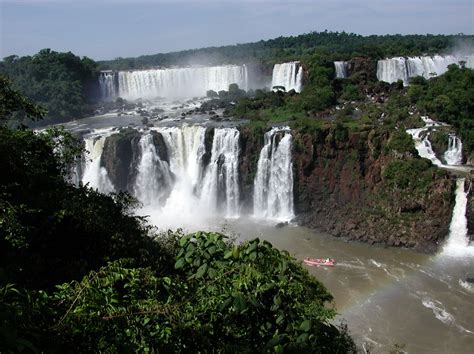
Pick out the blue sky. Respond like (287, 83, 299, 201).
(1, 0, 473, 60)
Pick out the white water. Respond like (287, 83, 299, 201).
(101, 65, 249, 100)
(82, 135, 115, 193)
(253, 127, 294, 221)
(134, 133, 173, 206)
(200, 128, 240, 218)
(334, 61, 348, 78)
(406, 128, 443, 167)
(98, 71, 116, 100)
(406, 117, 464, 168)
(444, 134, 463, 166)
(271, 62, 303, 93)
(442, 178, 472, 257)
(377, 54, 474, 85)
(129, 126, 240, 228)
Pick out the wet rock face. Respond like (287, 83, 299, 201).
(289, 127, 454, 253)
(101, 129, 141, 193)
(150, 131, 169, 163)
(238, 126, 264, 212)
(346, 56, 378, 82)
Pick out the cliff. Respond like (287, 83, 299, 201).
(288, 126, 454, 252)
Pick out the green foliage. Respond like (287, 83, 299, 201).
(412, 66, 474, 152)
(0, 49, 98, 123)
(340, 83, 362, 101)
(97, 31, 468, 70)
(386, 130, 416, 154)
(43, 233, 354, 352)
(383, 159, 435, 192)
(0, 75, 46, 124)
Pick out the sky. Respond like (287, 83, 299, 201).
(1, 0, 473, 60)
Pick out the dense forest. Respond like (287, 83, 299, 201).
(0, 49, 99, 124)
(98, 31, 471, 70)
(0, 78, 355, 352)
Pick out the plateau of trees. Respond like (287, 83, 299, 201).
(99, 30, 469, 70)
(0, 49, 99, 124)
(0, 77, 355, 352)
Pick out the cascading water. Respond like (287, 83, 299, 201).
(407, 117, 466, 168)
(82, 135, 115, 193)
(253, 127, 294, 221)
(444, 134, 463, 166)
(442, 178, 472, 257)
(99, 71, 116, 100)
(271, 62, 303, 93)
(377, 57, 410, 85)
(334, 61, 348, 78)
(377, 54, 474, 85)
(134, 133, 173, 206)
(406, 128, 443, 167)
(200, 128, 240, 218)
(103, 65, 249, 100)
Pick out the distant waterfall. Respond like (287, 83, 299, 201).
(444, 134, 463, 166)
(99, 71, 116, 100)
(253, 127, 294, 221)
(271, 62, 303, 93)
(377, 57, 410, 85)
(334, 61, 348, 78)
(82, 135, 115, 193)
(442, 178, 472, 257)
(134, 133, 173, 206)
(377, 54, 474, 85)
(200, 128, 240, 217)
(99, 65, 249, 100)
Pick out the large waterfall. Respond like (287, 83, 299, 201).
(100, 65, 249, 100)
(200, 128, 240, 218)
(377, 54, 474, 85)
(253, 127, 294, 221)
(271, 62, 303, 93)
(134, 133, 173, 206)
(334, 61, 348, 78)
(82, 134, 115, 193)
(442, 178, 472, 257)
(79, 125, 244, 228)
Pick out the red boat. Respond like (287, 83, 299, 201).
(303, 258, 336, 267)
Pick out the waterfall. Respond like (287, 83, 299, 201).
(102, 65, 249, 100)
(444, 134, 463, 166)
(271, 62, 303, 93)
(82, 135, 115, 193)
(134, 133, 173, 206)
(377, 54, 474, 85)
(253, 127, 294, 221)
(406, 128, 443, 167)
(200, 128, 240, 217)
(334, 61, 348, 78)
(377, 57, 410, 85)
(407, 117, 465, 168)
(442, 178, 472, 257)
(99, 71, 116, 100)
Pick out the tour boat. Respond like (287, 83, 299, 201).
(303, 258, 336, 267)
